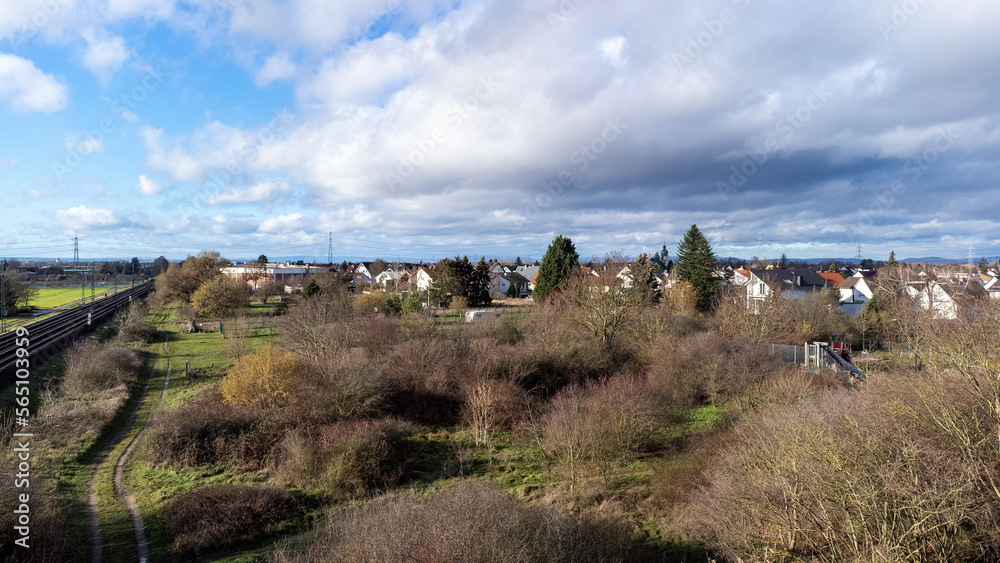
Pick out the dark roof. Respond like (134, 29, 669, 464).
(749, 269, 834, 290)
(502, 272, 530, 284)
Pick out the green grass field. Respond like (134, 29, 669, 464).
(30, 286, 123, 309)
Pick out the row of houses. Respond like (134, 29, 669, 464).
(220, 260, 544, 299)
(728, 264, 1000, 319)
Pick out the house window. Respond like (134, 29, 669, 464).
(759, 283, 765, 295)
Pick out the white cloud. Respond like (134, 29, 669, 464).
(259, 213, 305, 233)
(81, 29, 129, 83)
(208, 178, 291, 204)
(65, 132, 104, 155)
(55, 206, 123, 230)
(255, 52, 297, 87)
(135, 174, 164, 196)
(0, 54, 68, 113)
(599, 35, 627, 68)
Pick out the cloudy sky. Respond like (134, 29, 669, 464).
(1, 0, 999, 262)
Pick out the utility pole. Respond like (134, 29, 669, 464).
(1, 258, 6, 333)
(328, 231, 333, 265)
(968, 239, 974, 270)
(856, 244, 864, 264)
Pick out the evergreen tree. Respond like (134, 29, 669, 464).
(534, 235, 579, 301)
(780, 253, 788, 268)
(886, 251, 897, 268)
(675, 224, 718, 311)
(402, 291, 424, 314)
(978, 256, 990, 274)
(506, 283, 518, 298)
(429, 256, 474, 306)
(515, 256, 523, 267)
(469, 257, 493, 306)
(302, 279, 320, 298)
(630, 253, 660, 303)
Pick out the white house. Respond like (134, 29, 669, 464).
(745, 269, 835, 310)
(352, 263, 374, 286)
(374, 269, 409, 290)
(412, 267, 434, 292)
(907, 281, 986, 319)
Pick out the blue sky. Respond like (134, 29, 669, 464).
(1, 0, 999, 263)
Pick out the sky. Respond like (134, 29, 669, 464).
(1, 0, 999, 263)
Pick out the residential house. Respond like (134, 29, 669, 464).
(515, 265, 540, 291)
(838, 273, 877, 316)
(412, 267, 435, 292)
(907, 280, 987, 319)
(489, 271, 531, 298)
(745, 269, 836, 310)
(374, 269, 410, 290)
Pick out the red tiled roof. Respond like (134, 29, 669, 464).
(818, 272, 845, 286)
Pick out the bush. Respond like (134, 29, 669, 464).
(382, 338, 466, 424)
(357, 314, 399, 360)
(270, 419, 412, 499)
(62, 339, 144, 394)
(220, 346, 304, 411)
(401, 291, 424, 314)
(461, 378, 527, 445)
(684, 378, 1000, 562)
(115, 302, 159, 343)
(139, 392, 277, 468)
(291, 351, 386, 421)
(649, 332, 783, 407)
(541, 377, 665, 484)
(270, 481, 654, 562)
(165, 485, 303, 555)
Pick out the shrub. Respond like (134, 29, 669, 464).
(685, 379, 999, 562)
(220, 346, 304, 411)
(401, 291, 424, 314)
(139, 392, 277, 468)
(165, 485, 303, 555)
(269, 481, 654, 562)
(649, 332, 783, 407)
(291, 351, 386, 421)
(270, 419, 412, 499)
(61, 339, 144, 394)
(382, 338, 466, 424)
(115, 302, 159, 343)
(356, 314, 399, 360)
(541, 377, 664, 485)
(354, 290, 400, 315)
(461, 378, 527, 445)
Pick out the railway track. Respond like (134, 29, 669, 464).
(0, 282, 154, 385)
